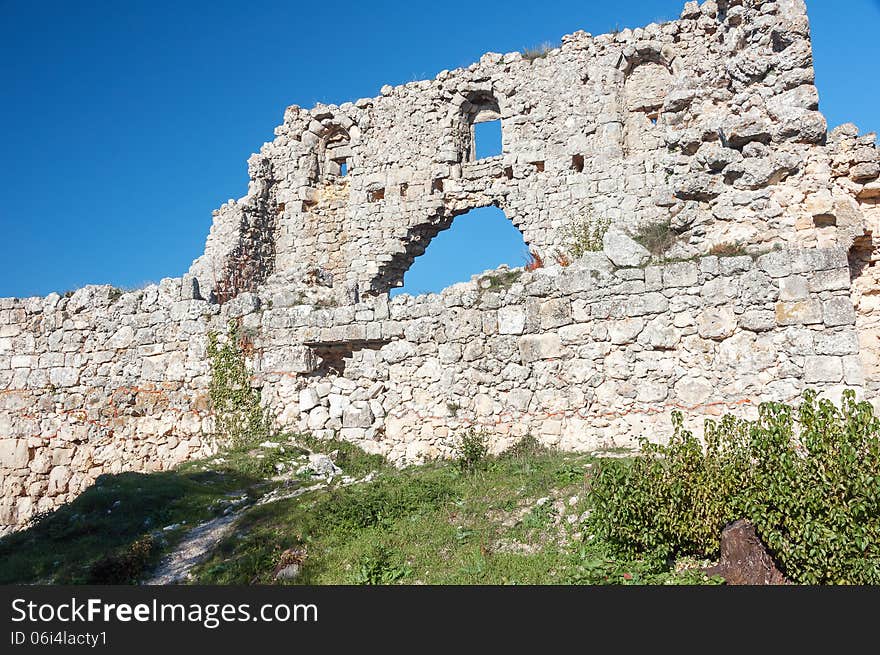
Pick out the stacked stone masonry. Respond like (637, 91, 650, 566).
(2, 0, 879, 532)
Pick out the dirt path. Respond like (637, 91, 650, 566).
(142, 481, 332, 585)
(144, 513, 239, 585)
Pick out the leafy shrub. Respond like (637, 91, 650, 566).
(564, 215, 611, 258)
(88, 535, 157, 584)
(456, 430, 489, 472)
(631, 219, 677, 258)
(591, 390, 880, 584)
(502, 434, 547, 459)
(207, 319, 273, 448)
(350, 544, 412, 584)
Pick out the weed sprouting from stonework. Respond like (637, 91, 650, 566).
(564, 214, 611, 258)
(631, 219, 677, 258)
(708, 241, 748, 257)
(521, 42, 555, 62)
(207, 319, 273, 448)
(524, 249, 544, 271)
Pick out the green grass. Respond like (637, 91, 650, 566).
(0, 434, 721, 585)
(0, 434, 333, 584)
(190, 442, 720, 585)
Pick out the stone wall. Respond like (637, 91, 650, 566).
(2, 0, 880, 532)
(252, 247, 861, 463)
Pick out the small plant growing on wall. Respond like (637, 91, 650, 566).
(631, 219, 677, 258)
(207, 319, 273, 448)
(521, 41, 555, 62)
(524, 249, 544, 271)
(564, 214, 611, 258)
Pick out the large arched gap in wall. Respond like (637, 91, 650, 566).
(368, 199, 529, 297)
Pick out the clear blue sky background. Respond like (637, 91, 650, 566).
(1, 0, 878, 298)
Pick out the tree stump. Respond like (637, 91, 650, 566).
(703, 519, 790, 585)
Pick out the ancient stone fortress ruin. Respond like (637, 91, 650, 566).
(2, 0, 879, 532)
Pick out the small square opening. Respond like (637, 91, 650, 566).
(473, 119, 502, 159)
(571, 155, 584, 172)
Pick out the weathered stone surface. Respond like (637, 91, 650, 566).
(804, 356, 844, 383)
(602, 229, 650, 268)
(823, 297, 856, 327)
(697, 308, 737, 340)
(775, 300, 823, 326)
(608, 319, 645, 345)
(518, 334, 562, 363)
(497, 306, 526, 335)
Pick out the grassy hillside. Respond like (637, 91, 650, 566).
(0, 434, 719, 585)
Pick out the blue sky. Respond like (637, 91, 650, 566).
(1, 0, 878, 298)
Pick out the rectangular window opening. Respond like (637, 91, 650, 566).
(504, 166, 514, 180)
(571, 155, 584, 172)
(400, 182, 408, 197)
(368, 187, 385, 202)
(473, 119, 502, 159)
(432, 178, 444, 194)
(276, 202, 286, 214)
(532, 161, 545, 173)
(338, 159, 349, 176)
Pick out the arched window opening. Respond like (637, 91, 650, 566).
(459, 91, 503, 162)
(391, 206, 527, 297)
(624, 61, 671, 126)
(319, 126, 351, 180)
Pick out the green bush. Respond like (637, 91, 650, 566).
(591, 390, 880, 584)
(87, 535, 158, 584)
(207, 319, 273, 448)
(455, 430, 489, 472)
(564, 215, 611, 258)
(350, 544, 412, 585)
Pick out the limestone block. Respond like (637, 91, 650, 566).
(0, 439, 29, 469)
(804, 356, 843, 383)
(602, 228, 650, 268)
(299, 388, 319, 413)
(697, 307, 737, 340)
(307, 406, 330, 430)
(626, 293, 668, 317)
(775, 300, 823, 326)
(740, 310, 776, 332)
(778, 275, 810, 301)
(224, 292, 261, 318)
(497, 306, 526, 335)
(608, 318, 645, 345)
(539, 299, 572, 329)
(662, 262, 699, 288)
(519, 334, 563, 363)
(674, 376, 713, 406)
(822, 297, 856, 327)
(638, 317, 681, 349)
(814, 332, 859, 356)
(342, 402, 374, 428)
